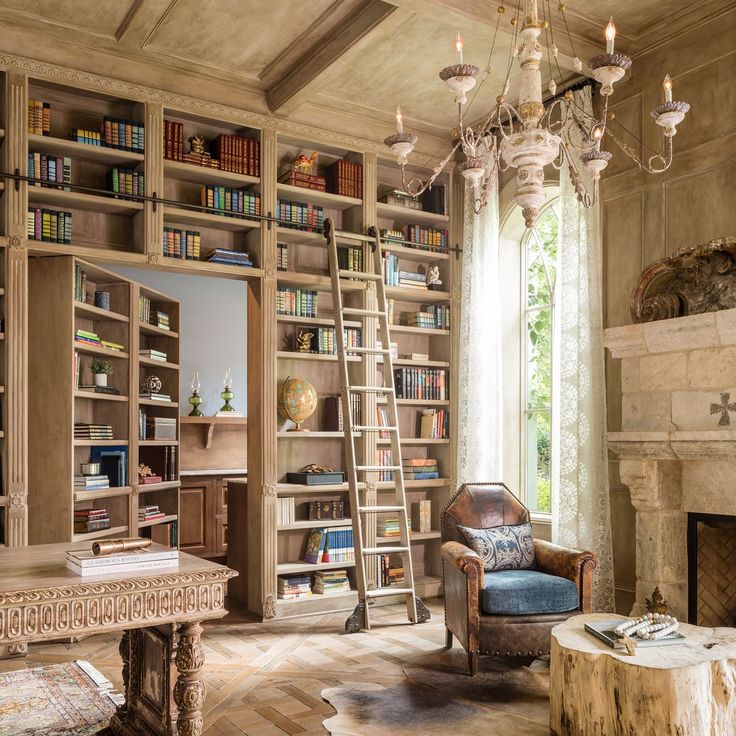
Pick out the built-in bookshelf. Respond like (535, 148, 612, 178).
(1, 66, 460, 620)
(27, 257, 180, 545)
(0, 249, 5, 548)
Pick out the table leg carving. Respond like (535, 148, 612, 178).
(173, 622, 205, 736)
(119, 630, 131, 720)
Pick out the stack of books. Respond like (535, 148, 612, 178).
(381, 190, 422, 210)
(277, 199, 324, 232)
(139, 390, 172, 402)
(74, 328, 101, 347)
(145, 416, 177, 440)
(280, 169, 326, 192)
(28, 153, 71, 189)
(277, 242, 288, 271)
(397, 272, 428, 291)
(276, 497, 295, 526)
(139, 505, 166, 523)
(74, 474, 110, 492)
(206, 248, 253, 268)
(417, 409, 449, 439)
(163, 227, 201, 260)
(401, 311, 436, 329)
(377, 556, 405, 587)
(108, 167, 144, 198)
(74, 422, 113, 441)
(140, 348, 167, 362)
(377, 518, 411, 538)
(65, 544, 178, 577)
(313, 570, 351, 595)
(28, 99, 50, 135)
(276, 287, 317, 318)
(326, 159, 362, 199)
(277, 574, 312, 600)
(403, 458, 439, 480)
(26, 208, 71, 244)
(100, 339, 125, 352)
(200, 186, 261, 218)
(153, 311, 170, 330)
(74, 508, 111, 534)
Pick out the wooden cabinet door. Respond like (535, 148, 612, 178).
(216, 479, 228, 515)
(216, 516, 228, 556)
(179, 480, 211, 556)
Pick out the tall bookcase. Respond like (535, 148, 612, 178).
(27, 257, 180, 545)
(0, 59, 462, 622)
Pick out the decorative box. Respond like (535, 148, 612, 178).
(286, 471, 345, 486)
(308, 500, 345, 520)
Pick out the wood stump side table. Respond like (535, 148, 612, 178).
(550, 613, 736, 736)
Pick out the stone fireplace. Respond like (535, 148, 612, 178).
(604, 308, 736, 622)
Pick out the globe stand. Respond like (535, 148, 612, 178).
(288, 421, 310, 432)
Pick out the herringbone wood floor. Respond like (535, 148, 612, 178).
(0, 598, 448, 735)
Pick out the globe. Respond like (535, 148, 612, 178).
(278, 376, 318, 431)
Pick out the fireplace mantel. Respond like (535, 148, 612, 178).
(604, 307, 736, 621)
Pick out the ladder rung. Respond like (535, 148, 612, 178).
(359, 505, 405, 513)
(363, 546, 410, 555)
(349, 385, 394, 393)
(343, 308, 386, 318)
(355, 465, 401, 472)
(338, 269, 381, 281)
(366, 587, 415, 598)
(347, 346, 390, 355)
(352, 425, 398, 432)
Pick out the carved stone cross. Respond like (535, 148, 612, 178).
(710, 392, 736, 426)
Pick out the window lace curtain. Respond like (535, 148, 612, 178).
(457, 171, 503, 484)
(552, 86, 615, 612)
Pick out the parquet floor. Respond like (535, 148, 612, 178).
(0, 598, 448, 735)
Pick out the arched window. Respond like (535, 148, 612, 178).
(522, 199, 559, 514)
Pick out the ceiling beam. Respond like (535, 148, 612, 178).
(266, 0, 398, 115)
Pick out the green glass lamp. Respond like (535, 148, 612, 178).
(188, 371, 203, 416)
(219, 367, 236, 413)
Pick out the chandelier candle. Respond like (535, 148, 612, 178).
(384, 0, 690, 228)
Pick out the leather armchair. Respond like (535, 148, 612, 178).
(441, 482, 597, 675)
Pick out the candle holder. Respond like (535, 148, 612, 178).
(587, 53, 632, 96)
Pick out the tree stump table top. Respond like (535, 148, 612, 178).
(550, 613, 736, 736)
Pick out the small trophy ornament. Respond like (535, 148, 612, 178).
(424, 264, 443, 290)
(188, 371, 203, 417)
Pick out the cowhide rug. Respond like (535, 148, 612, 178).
(322, 647, 550, 735)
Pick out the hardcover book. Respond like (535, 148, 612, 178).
(584, 620, 686, 650)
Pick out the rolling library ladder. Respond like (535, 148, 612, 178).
(326, 218, 431, 632)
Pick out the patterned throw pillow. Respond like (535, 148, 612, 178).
(458, 522, 535, 572)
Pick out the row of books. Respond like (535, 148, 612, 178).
(138, 297, 171, 330)
(393, 368, 448, 401)
(140, 348, 167, 362)
(75, 422, 114, 440)
(401, 306, 450, 330)
(401, 225, 449, 251)
(28, 153, 71, 189)
(299, 326, 362, 356)
(28, 99, 50, 136)
(74, 328, 125, 352)
(403, 458, 439, 480)
(276, 497, 296, 526)
(376, 449, 394, 482)
(65, 545, 178, 577)
(74, 508, 111, 534)
(376, 556, 405, 588)
(382, 253, 421, 287)
(206, 248, 253, 268)
(26, 208, 71, 244)
(200, 186, 261, 218)
(162, 227, 201, 261)
(277, 242, 288, 271)
(102, 117, 145, 153)
(326, 159, 363, 199)
(141, 416, 177, 441)
(74, 264, 88, 303)
(314, 570, 351, 595)
(337, 246, 364, 273)
(108, 167, 145, 197)
(324, 394, 361, 431)
(277, 200, 324, 231)
(417, 409, 449, 439)
(276, 287, 317, 318)
(139, 504, 166, 523)
(303, 526, 355, 564)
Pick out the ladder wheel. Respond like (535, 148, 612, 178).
(415, 596, 431, 624)
(345, 602, 367, 633)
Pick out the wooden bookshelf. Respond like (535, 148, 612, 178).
(28, 257, 180, 546)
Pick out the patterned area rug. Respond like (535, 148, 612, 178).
(0, 660, 121, 736)
(322, 647, 550, 735)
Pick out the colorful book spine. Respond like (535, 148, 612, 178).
(200, 186, 261, 218)
(26, 208, 71, 244)
(27, 99, 50, 136)
(277, 243, 288, 271)
(326, 159, 363, 199)
(107, 167, 145, 197)
(27, 154, 71, 190)
(392, 368, 448, 401)
(101, 117, 145, 153)
(277, 199, 324, 232)
(401, 225, 449, 252)
(162, 227, 201, 260)
(276, 288, 318, 318)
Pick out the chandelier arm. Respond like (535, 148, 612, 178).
(604, 126, 673, 173)
(560, 142, 596, 207)
(400, 138, 464, 198)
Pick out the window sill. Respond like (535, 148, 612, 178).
(530, 512, 552, 525)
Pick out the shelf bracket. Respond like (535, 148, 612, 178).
(267, 211, 272, 230)
(205, 423, 216, 450)
(152, 191, 158, 213)
(14, 169, 20, 192)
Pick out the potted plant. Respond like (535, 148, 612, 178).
(90, 359, 113, 387)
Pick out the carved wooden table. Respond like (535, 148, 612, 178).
(550, 613, 736, 735)
(0, 542, 237, 736)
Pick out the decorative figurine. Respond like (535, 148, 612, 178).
(138, 463, 154, 481)
(189, 134, 206, 156)
(296, 328, 314, 352)
(142, 374, 162, 394)
(302, 463, 333, 473)
(188, 371, 203, 417)
(645, 586, 669, 615)
(424, 264, 443, 290)
(293, 152, 319, 175)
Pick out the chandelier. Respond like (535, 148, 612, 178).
(384, 0, 689, 228)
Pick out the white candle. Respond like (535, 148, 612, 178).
(455, 32, 464, 65)
(663, 74, 673, 103)
(605, 17, 616, 54)
(395, 106, 403, 134)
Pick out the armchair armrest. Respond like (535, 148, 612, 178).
(441, 541, 482, 665)
(533, 539, 597, 612)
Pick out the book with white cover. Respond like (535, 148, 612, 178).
(66, 558, 179, 576)
(66, 546, 178, 568)
(584, 620, 686, 650)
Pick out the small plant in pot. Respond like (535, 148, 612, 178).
(90, 359, 113, 387)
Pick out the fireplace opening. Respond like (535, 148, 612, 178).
(687, 513, 736, 626)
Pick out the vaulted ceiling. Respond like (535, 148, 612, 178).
(0, 0, 733, 147)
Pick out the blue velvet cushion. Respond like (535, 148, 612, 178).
(481, 570, 579, 616)
(459, 522, 535, 571)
